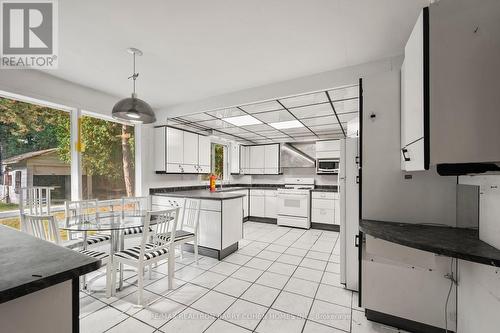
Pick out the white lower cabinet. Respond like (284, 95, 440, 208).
(311, 191, 337, 225)
(152, 195, 243, 252)
(250, 189, 277, 218)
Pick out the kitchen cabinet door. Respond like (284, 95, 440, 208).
(240, 146, 250, 174)
(166, 127, 183, 165)
(198, 135, 211, 170)
(198, 210, 221, 250)
(230, 143, 240, 174)
(250, 194, 265, 217)
(153, 127, 166, 172)
(264, 144, 279, 174)
(264, 195, 277, 219)
(183, 131, 199, 166)
(250, 146, 265, 171)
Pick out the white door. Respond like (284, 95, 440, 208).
(166, 127, 183, 165)
(198, 135, 211, 170)
(250, 146, 265, 174)
(264, 192, 277, 218)
(153, 127, 166, 172)
(183, 131, 198, 166)
(264, 144, 279, 174)
(240, 146, 250, 174)
(250, 193, 265, 217)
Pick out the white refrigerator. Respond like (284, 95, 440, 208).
(339, 137, 360, 291)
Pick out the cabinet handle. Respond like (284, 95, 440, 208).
(355, 156, 359, 164)
(355, 176, 360, 184)
(355, 234, 360, 247)
(401, 148, 410, 162)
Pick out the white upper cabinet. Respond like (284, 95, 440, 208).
(316, 140, 340, 159)
(264, 144, 279, 174)
(183, 131, 198, 165)
(155, 126, 211, 174)
(230, 143, 240, 174)
(250, 145, 265, 174)
(401, 8, 428, 171)
(198, 135, 211, 170)
(166, 127, 183, 165)
(241, 146, 250, 174)
(154, 127, 166, 172)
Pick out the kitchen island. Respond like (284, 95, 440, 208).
(0, 225, 101, 333)
(151, 190, 244, 259)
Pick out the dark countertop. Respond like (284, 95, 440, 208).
(312, 186, 338, 192)
(0, 225, 101, 304)
(154, 189, 246, 200)
(360, 220, 500, 267)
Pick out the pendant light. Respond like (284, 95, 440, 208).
(112, 48, 156, 124)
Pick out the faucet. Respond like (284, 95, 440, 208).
(219, 178, 223, 191)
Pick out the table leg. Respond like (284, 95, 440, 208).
(168, 244, 175, 290)
(119, 231, 124, 290)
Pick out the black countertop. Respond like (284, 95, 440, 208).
(150, 184, 337, 196)
(0, 225, 101, 304)
(154, 189, 246, 200)
(360, 220, 500, 267)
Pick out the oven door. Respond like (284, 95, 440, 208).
(277, 193, 309, 218)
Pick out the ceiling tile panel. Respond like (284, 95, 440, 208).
(328, 85, 359, 101)
(180, 113, 215, 122)
(207, 107, 246, 119)
(242, 124, 275, 132)
(289, 103, 335, 119)
(333, 99, 359, 114)
(337, 112, 358, 123)
(239, 101, 283, 113)
(280, 92, 328, 108)
(252, 110, 295, 123)
(197, 119, 235, 129)
(301, 115, 339, 127)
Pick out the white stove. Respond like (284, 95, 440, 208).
(277, 178, 315, 229)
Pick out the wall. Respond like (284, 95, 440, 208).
(361, 69, 459, 330)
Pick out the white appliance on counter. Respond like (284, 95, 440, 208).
(277, 178, 315, 229)
(339, 137, 360, 291)
(316, 158, 340, 174)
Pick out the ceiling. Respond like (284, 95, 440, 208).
(168, 84, 359, 144)
(44, 0, 427, 109)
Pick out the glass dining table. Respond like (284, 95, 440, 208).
(59, 209, 177, 292)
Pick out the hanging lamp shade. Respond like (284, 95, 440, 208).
(112, 94, 156, 123)
(112, 48, 156, 124)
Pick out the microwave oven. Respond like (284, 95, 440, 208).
(316, 159, 339, 173)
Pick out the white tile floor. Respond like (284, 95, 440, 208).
(80, 221, 407, 333)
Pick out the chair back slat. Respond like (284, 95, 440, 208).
(180, 199, 201, 233)
(121, 196, 151, 218)
(24, 214, 61, 244)
(19, 187, 54, 231)
(65, 199, 99, 220)
(139, 208, 179, 260)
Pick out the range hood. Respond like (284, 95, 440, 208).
(280, 143, 316, 168)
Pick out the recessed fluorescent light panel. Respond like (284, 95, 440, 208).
(269, 120, 304, 130)
(222, 115, 262, 127)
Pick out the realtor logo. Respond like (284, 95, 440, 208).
(1, 0, 58, 68)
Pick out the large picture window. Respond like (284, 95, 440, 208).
(0, 96, 71, 229)
(81, 115, 135, 200)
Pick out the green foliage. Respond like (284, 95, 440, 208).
(213, 144, 224, 178)
(0, 97, 134, 181)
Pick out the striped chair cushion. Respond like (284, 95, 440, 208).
(86, 234, 111, 245)
(79, 249, 108, 261)
(114, 243, 169, 261)
(157, 230, 195, 243)
(123, 226, 153, 235)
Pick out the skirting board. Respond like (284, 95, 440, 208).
(181, 242, 238, 260)
(311, 223, 339, 232)
(248, 216, 277, 224)
(365, 309, 452, 333)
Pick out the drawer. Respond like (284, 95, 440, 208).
(312, 208, 335, 224)
(152, 195, 184, 207)
(312, 198, 334, 209)
(250, 189, 265, 196)
(312, 191, 335, 200)
(200, 200, 221, 212)
(264, 190, 277, 197)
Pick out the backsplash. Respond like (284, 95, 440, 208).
(251, 167, 337, 185)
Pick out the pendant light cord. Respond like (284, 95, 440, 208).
(128, 51, 138, 97)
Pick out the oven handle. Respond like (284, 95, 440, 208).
(277, 193, 308, 199)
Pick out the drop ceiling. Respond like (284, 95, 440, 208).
(41, 0, 428, 108)
(167, 84, 359, 144)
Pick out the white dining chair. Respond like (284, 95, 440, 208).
(110, 208, 180, 306)
(18, 186, 53, 232)
(173, 198, 201, 264)
(64, 199, 111, 248)
(24, 214, 112, 296)
(120, 196, 152, 236)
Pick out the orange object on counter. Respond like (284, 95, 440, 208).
(209, 174, 217, 192)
